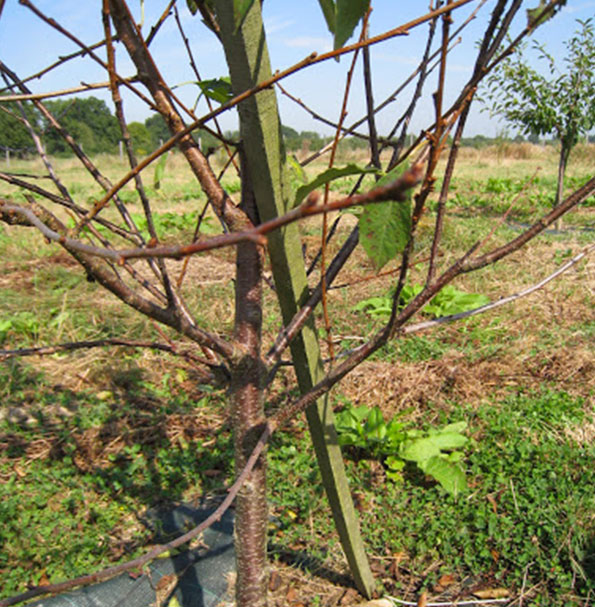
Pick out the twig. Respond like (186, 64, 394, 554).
(385, 594, 510, 606)
(85, 0, 475, 210)
(0, 78, 136, 102)
(402, 243, 595, 335)
(0, 337, 215, 369)
(19, 0, 158, 111)
(0, 38, 112, 95)
(319, 8, 369, 363)
(0, 164, 424, 262)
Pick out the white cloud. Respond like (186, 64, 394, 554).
(284, 36, 332, 52)
(264, 15, 294, 35)
(562, 1, 595, 14)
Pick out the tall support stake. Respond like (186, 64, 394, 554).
(215, 1, 374, 598)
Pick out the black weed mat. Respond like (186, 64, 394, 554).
(31, 505, 235, 607)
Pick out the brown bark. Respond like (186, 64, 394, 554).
(107, 0, 251, 234)
(230, 156, 268, 607)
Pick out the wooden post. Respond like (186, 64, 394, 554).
(216, 1, 374, 598)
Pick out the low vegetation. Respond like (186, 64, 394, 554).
(1, 145, 594, 605)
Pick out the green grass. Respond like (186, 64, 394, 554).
(269, 388, 595, 605)
(0, 361, 232, 596)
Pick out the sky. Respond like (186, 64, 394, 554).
(1, 1, 594, 138)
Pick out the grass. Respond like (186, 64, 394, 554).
(0, 144, 594, 605)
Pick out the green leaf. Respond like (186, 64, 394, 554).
(233, 0, 255, 32)
(334, 0, 370, 50)
(293, 163, 378, 207)
(318, 0, 336, 34)
(385, 455, 405, 472)
(400, 433, 467, 463)
(0, 319, 12, 342)
(153, 153, 168, 190)
(363, 406, 386, 442)
(400, 437, 441, 462)
(288, 154, 307, 184)
(359, 164, 412, 270)
(352, 296, 392, 316)
(196, 77, 233, 105)
(526, 0, 567, 28)
(432, 421, 468, 435)
(186, 0, 198, 15)
(421, 456, 467, 497)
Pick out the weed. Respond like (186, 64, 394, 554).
(354, 283, 489, 319)
(335, 403, 469, 496)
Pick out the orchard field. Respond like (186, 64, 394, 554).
(1, 143, 594, 605)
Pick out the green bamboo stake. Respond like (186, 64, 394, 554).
(215, 1, 374, 598)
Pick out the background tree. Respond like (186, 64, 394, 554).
(0, 97, 39, 154)
(43, 97, 120, 155)
(144, 112, 171, 149)
(127, 121, 153, 155)
(0, 1, 593, 606)
(483, 18, 595, 209)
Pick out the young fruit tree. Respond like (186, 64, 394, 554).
(0, 1, 594, 606)
(483, 16, 595, 209)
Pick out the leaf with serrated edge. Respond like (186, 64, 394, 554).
(359, 164, 411, 270)
(335, 0, 370, 50)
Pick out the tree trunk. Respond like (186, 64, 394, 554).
(214, 0, 374, 600)
(231, 158, 267, 607)
(554, 143, 570, 230)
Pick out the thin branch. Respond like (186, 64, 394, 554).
(172, 3, 240, 174)
(19, 0, 159, 111)
(0, 78, 136, 102)
(0, 198, 236, 359)
(0, 38, 112, 95)
(386, 594, 510, 606)
(269, 174, 595, 430)
(426, 0, 455, 282)
(144, 0, 176, 46)
(98, 0, 251, 237)
(403, 243, 595, 335)
(3, 214, 588, 607)
(281, 3, 480, 167)
(464, 175, 595, 272)
(0, 164, 424, 262)
(85, 0, 475, 210)
(102, 1, 181, 315)
(0, 60, 150, 250)
(0, 338, 216, 369)
(319, 10, 369, 363)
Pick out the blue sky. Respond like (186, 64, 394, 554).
(1, 1, 594, 137)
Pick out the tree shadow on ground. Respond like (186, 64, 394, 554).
(0, 359, 232, 559)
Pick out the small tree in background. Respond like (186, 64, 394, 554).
(483, 18, 595, 209)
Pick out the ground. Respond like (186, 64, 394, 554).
(0, 144, 594, 606)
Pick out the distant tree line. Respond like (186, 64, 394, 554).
(0, 95, 221, 157)
(1, 94, 592, 159)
